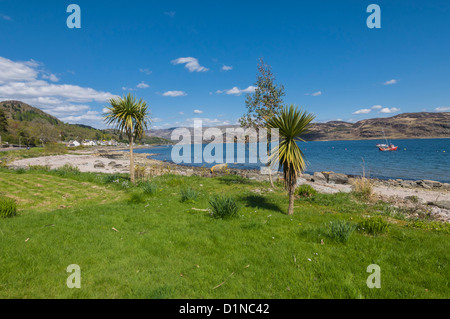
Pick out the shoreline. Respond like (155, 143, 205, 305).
(7, 146, 450, 222)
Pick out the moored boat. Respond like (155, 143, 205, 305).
(379, 144, 398, 151)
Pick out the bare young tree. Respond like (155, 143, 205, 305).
(239, 58, 286, 186)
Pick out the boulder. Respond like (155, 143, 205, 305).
(327, 172, 349, 185)
(347, 177, 357, 186)
(296, 178, 307, 186)
(313, 172, 327, 183)
(321, 171, 333, 181)
(434, 201, 450, 210)
(94, 162, 105, 168)
(422, 180, 442, 188)
(400, 180, 414, 188)
(416, 180, 431, 189)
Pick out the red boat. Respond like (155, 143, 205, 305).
(378, 144, 398, 151)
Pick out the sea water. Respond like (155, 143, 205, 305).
(134, 138, 450, 183)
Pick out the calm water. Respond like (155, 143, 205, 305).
(135, 138, 450, 182)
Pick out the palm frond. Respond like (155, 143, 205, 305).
(266, 104, 315, 191)
(103, 93, 151, 139)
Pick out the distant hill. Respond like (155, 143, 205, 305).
(0, 100, 110, 145)
(307, 112, 450, 141)
(0, 100, 173, 146)
(1, 100, 61, 125)
(146, 112, 450, 142)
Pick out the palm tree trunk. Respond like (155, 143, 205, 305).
(288, 190, 294, 215)
(129, 135, 135, 184)
(269, 171, 274, 188)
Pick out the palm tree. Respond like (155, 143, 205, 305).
(104, 93, 151, 184)
(266, 105, 315, 215)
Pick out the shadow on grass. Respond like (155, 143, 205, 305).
(241, 194, 285, 214)
(216, 175, 253, 185)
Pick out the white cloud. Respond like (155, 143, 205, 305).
(383, 79, 398, 85)
(0, 80, 115, 103)
(42, 73, 60, 82)
(371, 105, 383, 110)
(217, 86, 256, 96)
(162, 90, 187, 97)
(171, 57, 209, 72)
(137, 81, 150, 89)
(0, 56, 38, 83)
(178, 111, 184, 115)
(176, 117, 232, 128)
(379, 107, 400, 114)
(139, 68, 152, 75)
(305, 91, 322, 96)
(152, 117, 163, 123)
(0, 14, 12, 21)
(43, 104, 90, 117)
(60, 111, 103, 123)
(122, 86, 135, 91)
(222, 65, 233, 71)
(0, 56, 118, 127)
(164, 11, 176, 18)
(352, 108, 372, 115)
(193, 109, 203, 114)
(435, 106, 450, 112)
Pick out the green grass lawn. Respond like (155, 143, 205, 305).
(0, 169, 448, 299)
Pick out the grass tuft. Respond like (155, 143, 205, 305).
(295, 184, 317, 198)
(359, 216, 390, 235)
(139, 181, 158, 195)
(209, 194, 240, 219)
(326, 220, 357, 243)
(180, 187, 199, 203)
(0, 196, 17, 218)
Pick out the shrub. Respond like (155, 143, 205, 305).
(134, 165, 146, 181)
(327, 220, 357, 243)
(127, 191, 146, 204)
(55, 164, 81, 176)
(209, 195, 240, 219)
(359, 217, 390, 235)
(351, 177, 375, 202)
(0, 158, 8, 168)
(0, 196, 17, 218)
(102, 174, 121, 184)
(407, 195, 420, 204)
(295, 184, 317, 198)
(140, 181, 157, 195)
(180, 187, 199, 203)
(14, 168, 26, 174)
(28, 164, 51, 171)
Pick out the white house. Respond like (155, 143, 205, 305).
(68, 140, 81, 147)
(82, 140, 96, 146)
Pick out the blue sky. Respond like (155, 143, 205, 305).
(0, 0, 449, 129)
